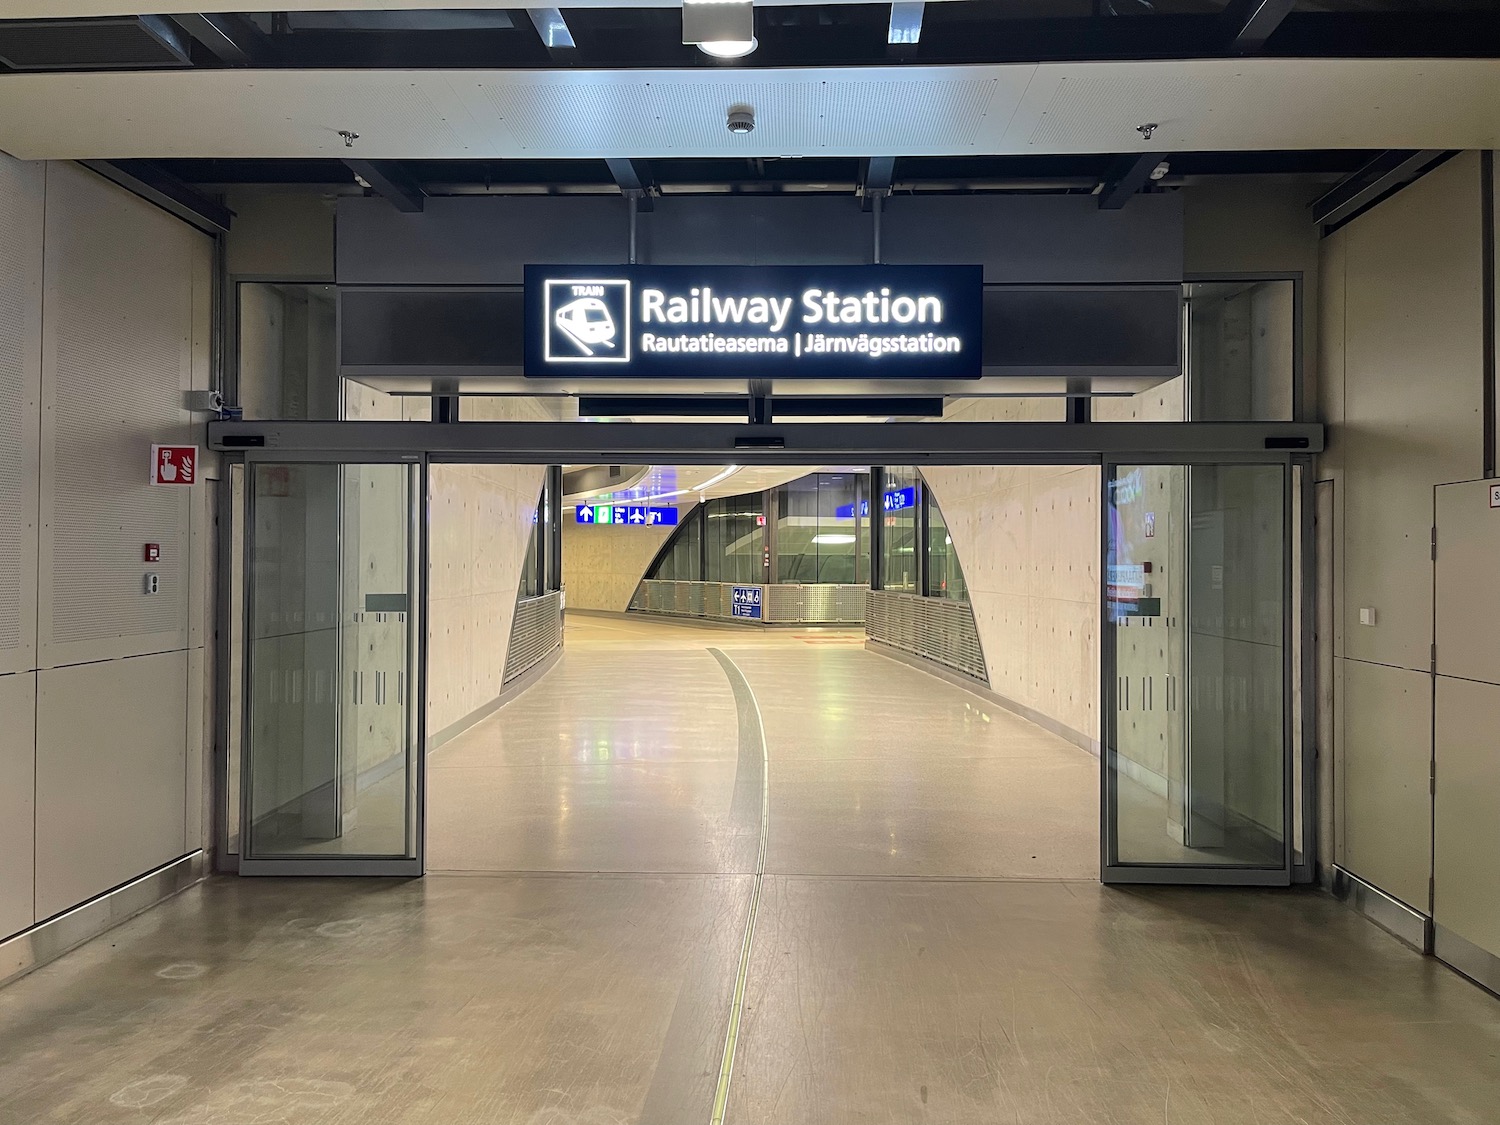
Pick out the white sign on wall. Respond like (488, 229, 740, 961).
(1489, 483, 1500, 509)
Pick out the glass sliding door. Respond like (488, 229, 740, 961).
(1103, 461, 1291, 884)
(240, 458, 425, 874)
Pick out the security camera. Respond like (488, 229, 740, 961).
(727, 105, 755, 134)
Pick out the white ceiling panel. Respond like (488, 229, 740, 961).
(0, 58, 1496, 161)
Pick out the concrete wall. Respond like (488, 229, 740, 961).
(1317, 152, 1490, 909)
(0, 157, 213, 944)
(923, 397, 1100, 749)
(427, 399, 559, 743)
(562, 514, 686, 613)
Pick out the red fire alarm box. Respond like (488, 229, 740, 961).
(150, 445, 197, 487)
(144, 543, 161, 563)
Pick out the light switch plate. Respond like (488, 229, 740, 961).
(1359, 607, 1377, 626)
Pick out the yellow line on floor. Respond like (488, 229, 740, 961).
(706, 649, 770, 1125)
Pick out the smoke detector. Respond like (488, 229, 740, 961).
(727, 105, 755, 134)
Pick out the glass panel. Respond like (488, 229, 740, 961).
(926, 498, 966, 601)
(245, 461, 419, 863)
(1107, 463, 1287, 871)
(648, 507, 703, 582)
(775, 472, 866, 584)
(519, 491, 543, 598)
(237, 283, 339, 420)
(704, 495, 763, 585)
(1186, 279, 1295, 422)
(880, 466, 921, 593)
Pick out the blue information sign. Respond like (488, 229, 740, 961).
(730, 585, 763, 620)
(576, 504, 678, 526)
(882, 487, 917, 513)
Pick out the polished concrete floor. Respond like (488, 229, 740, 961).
(3, 616, 1499, 1124)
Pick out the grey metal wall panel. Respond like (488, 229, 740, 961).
(34, 650, 188, 921)
(338, 195, 628, 285)
(0, 154, 43, 677)
(37, 163, 201, 667)
(883, 194, 1184, 283)
(640, 196, 870, 266)
(0, 672, 36, 939)
(503, 591, 562, 685)
(336, 193, 1183, 285)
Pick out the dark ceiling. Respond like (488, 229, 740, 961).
(1, 2, 1498, 75)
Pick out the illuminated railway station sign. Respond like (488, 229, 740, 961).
(525, 265, 982, 380)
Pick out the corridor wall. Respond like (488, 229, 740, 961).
(0, 156, 213, 952)
(562, 516, 682, 613)
(922, 398, 1100, 751)
(1318, 152, 1491, 917)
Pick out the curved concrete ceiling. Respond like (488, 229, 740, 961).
(0, 57, 1496, 161)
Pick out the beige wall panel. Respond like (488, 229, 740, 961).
(1434, 675, 1500, 959)
(1341, 153, 1484, 673)
(0, 672, 36, 939)
(35, 651, 188, 920)
(0, 155, 44, 677)
(1339, 658, 1432, 910)
(37, 164, 205, 669)
(1316, 229, 1347, 665)
(1434, 479, 1500, 686)
(561, 519, 679, 613)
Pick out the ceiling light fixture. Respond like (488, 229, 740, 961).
(683, 0, 757, 60)
(700, 37, 758, 59)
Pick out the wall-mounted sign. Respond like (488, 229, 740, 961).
(149, 444, 196, 486)
(882, 487, 917, 513)
(731, 585, 763, 620)
(525, 265, 982, 380)
(1490, 484, 1500, 509)
(576, 504, 679, 526)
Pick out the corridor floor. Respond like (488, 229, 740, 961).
(3, 616, 1499, 1125)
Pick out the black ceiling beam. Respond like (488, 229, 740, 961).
(861, 156, 896, 212)
(1220, 0, 1296, 54)
(1310, 150, 1452, 230)
(171, 13, 273, 66)
(79, 160, 232, 234)
(606, 158, 655, 212)
(344, 160, 426, 213)
(1096, 153, 1161, 211)
(577, 396, 944, 418)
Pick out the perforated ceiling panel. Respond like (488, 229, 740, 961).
(41, 165, 196, 655)
(0, 155, 43, 664)
(2, 57, 1495, 161)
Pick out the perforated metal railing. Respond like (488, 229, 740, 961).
(503, 590, 563, 684)
(864, 589, 988, 683)
(630, 581, 867, 625)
